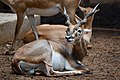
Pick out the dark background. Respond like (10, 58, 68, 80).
(0, 1, 120, 29)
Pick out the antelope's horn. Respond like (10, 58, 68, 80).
(76, 3, 100, 28)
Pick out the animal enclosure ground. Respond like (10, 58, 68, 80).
(0, 29, 119, 80)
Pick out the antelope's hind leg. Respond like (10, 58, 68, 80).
(27, 15, 39, 40)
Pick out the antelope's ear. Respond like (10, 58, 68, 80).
(78, 6, 86, 13)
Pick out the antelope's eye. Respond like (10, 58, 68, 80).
(77, 30, 82, 34)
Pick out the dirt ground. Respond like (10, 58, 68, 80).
(0, 3, 120, 80)
(0, 29, 120, 80)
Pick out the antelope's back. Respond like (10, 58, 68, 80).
(23, 24, 67, 43)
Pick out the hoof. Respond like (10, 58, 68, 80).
(79, 68, 90, 75)
(5, 50, 15, 55)
(82, 67, 90, 73)
(87, 44, 92, 49)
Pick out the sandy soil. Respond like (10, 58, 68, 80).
(0, 3, 120, 80)
(0, 29, 119, 80)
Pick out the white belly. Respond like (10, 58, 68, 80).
(52, 51, 65, 71)
(52, 50, 75, 71)
(26, 7, 60, 16)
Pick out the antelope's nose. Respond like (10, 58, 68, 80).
(65, 35, 74, 42)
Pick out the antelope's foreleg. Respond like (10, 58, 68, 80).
(50, 70, 86, 76)
(6, 13, 25, 54)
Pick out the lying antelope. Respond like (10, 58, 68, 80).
(12, 7, 99, 76)
(24, 5, 100, 48)
(12, 25, 89, 76)
(1, 0, 79, 53)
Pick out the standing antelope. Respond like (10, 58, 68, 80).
(79, 6, 99, 49)
(1, 0, 79, 53)
(12, 7, 99, 76)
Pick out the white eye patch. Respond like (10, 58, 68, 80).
(76, 29, 92, 35)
